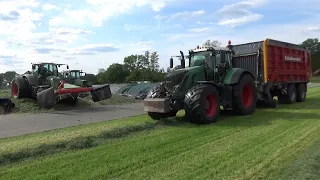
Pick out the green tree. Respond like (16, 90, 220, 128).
(203, 40, 222, 47)
(96, 69, 107, 84)
(81, 73, 97, 84)
(123, 55, 138, 72)
(149, 51, 160, 72)
(300, 38, 320, 72)
(104, 63, 129, 83)
(3, 71, 17, 82)
(0, 73, 3, 89)
(300, 38, 320, 54)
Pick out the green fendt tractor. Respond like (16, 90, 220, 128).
(144, 44, 257, 124)
(62, 70, 89, 87)
(11, 62, 112, 108)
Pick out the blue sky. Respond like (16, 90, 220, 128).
(0, 0, 319, 74)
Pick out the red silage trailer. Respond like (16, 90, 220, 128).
(230, 38, 312, 106)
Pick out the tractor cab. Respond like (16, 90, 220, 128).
(188, 45, 232, 83)
(31, 63, 69, 87)
(63, 70, 88, 87)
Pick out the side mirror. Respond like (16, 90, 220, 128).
(32, 65, 35, 70)
(170, 58, 173, 68)
(67, 65, 69, 69)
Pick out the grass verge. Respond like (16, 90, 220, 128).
(311, 76, 320, 83)
(0, 87, 320, 179)
(0, 89, 141, 114)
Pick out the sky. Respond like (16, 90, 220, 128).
(0, 0, 319, 74)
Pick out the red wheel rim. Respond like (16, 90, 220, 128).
(242, 83, 253, 107)
(12, 82, 18, 97)
(205, 94, 217, 117)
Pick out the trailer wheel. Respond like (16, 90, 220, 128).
(296, 83, 306, 102)
(147, 111, 177, 120)
(11, 77, 30, 99)
(279, 84, 296, 104)
(232, 74, 257, 115)
(184, 84, 220, 124)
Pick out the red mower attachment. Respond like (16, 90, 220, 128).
(36, 81, 112, 108)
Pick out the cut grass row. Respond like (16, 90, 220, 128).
(0, 89, 140, 114)
(0, 87, 319, 179)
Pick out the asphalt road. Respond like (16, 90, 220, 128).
(0, 83, 319, 139)
(0, 103, 145, 138)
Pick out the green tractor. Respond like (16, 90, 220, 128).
(62, 70, 90, 87)
(11, 62, 112, 108)
(144, 44, 258, 124)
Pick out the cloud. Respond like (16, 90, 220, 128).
(33, 47, 66, 54)
(52, 28, 93, 35)
(305, 26, 320, 32)
(71, 44, 120, 55)
(49, 0, 177, 27)
(217, 0, 268, 27)
(124, 24, 147, 31)
(154, 10, 206, 22)
(43, 4, 60, 11)
(187, 27, 212, 33)
(0, 11, 20, 21)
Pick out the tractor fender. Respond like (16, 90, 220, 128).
(22, 74, 38, 86)
(222, 68, 254, 85)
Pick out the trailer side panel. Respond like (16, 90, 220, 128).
(264, 39, 312, 84)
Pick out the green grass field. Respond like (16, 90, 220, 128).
(0, 89, 141, 113)
(0, 87, 320, 179)
(311, 76, 320, 83)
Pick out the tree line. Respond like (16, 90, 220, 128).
(1, 38, 319, 89)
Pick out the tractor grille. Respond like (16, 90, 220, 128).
(164, 70, 187, 92)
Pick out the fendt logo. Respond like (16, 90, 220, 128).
(284, 56, 301, 62)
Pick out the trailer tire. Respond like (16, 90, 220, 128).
(11, 77, 30, 99)
(279, 84, 296, 104)
(184, 84, 220, 124)
(296, 83, 306, 102)
(232, 74, 257, 115)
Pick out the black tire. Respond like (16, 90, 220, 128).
(63, 97, 78, 105)
(232, 74, 257, 115)
(11, 77, 30, 99)
(279, 84, 296, 104)
(184, 84, 220, 124)
(296, 83, 306, 102)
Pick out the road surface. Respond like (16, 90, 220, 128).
(0, 83, 319, 139)
(0, 103, 145, 138)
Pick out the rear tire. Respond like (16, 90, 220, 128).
(279, 84, 296, 104)
(11, 77, 31, 99)
(184, 84, 220, 124)
(232, 74, 257, 115)
(296, 83, 306, 102)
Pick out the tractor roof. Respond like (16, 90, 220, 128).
(190, 46, 230, 53)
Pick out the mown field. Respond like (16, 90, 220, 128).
(0, 87, 319, 179)
(0, 88, 141, 114)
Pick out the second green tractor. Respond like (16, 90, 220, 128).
(144, 44, 257, 124)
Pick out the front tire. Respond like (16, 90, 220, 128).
(232, 74, 257, 115)
(184, 84, 220, 124)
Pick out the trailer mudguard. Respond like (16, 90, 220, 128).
(223, 68, 254, 85)
(23, 74, 38, 86)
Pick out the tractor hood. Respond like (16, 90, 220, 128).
(164, 66, 205, 93)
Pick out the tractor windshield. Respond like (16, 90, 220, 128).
(70, 71, 80, 78)
(190, 51, 214, 69)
